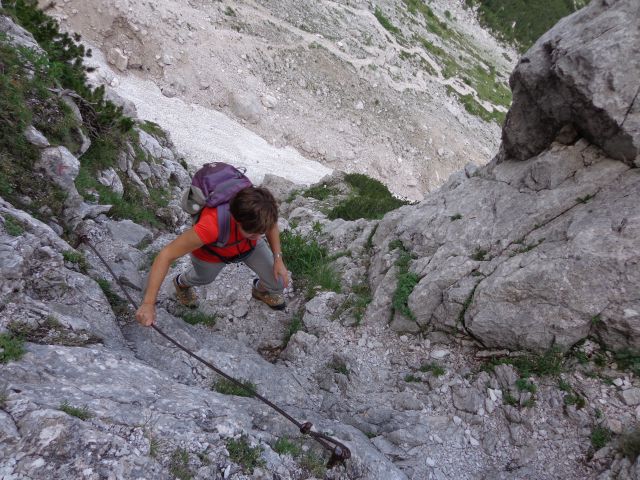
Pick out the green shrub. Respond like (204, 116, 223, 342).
(226, 435, 265, 474)
(485, 348, 564, 378)
(466, 0, 588, 52)
(62, 250, 89, 273)
(2, 215, 24, 236)
(181, 310, 217, 327)
(374, 7, 401, 35)
(392, 248, 419, 321)
(328, 173, 408, 221)
(59, 400, 92, 420)
(0, 333, 25, 363)
(419, 362, 445, 376)
(303, 184, 339, 201)
(169, 448, 193, 480)
(515, 377, 537, 393)
(273, 437, 302, 457)
(212, 378, 256, 397)
(280, 230, 341, 297)
(590, 425, 611, 450)
(283, 311, 304, 346)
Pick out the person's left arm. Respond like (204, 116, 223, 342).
(265, 223, 289, 288)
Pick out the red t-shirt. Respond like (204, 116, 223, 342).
(192, 207, 257, 263)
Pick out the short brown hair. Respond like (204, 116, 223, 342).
(230, 187, 278, 233)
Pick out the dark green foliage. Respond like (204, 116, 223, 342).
(169, 448, 194, 480)
(283, 311, 304, 346)
(329, 173, 409, 221)
(2, 215, 24, 236)
(563, 392, 586, 409)
(329, 359, 349, 376)
(96, 278, 130, 317)
(226, 436, 265, 474)
(181, 310, 217, 327)
(0, 333, 25, 363)
(404, 373, 421, 382)
(590, 425, 611, 450)
(515, 377, 537, 393)
(613, 349, 640, 376)
(471, 247, 489, 261)
(59, 400, 92, 420)
(485, 349, 565, 378)
(388, 239, 404, 251)
(280, 230, 340, 297)
(62, 250, 89, 273)
(374, 7, 401, 35)
(466, 0, 587, 52)
(392, 248, 419, 321)
(303, 183, 339, 201)
(212, 378, 257, 397)
(273, 437, 302, 457)
(450, 213, 463, 221)
(503, 392, 518, 406)
(576, 193, 595, 204)
(419, 362, 445, 376)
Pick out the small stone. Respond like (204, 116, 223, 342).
(107, 47, 128, 71)
(452, 416, 462, 425)
(621, 388, 640, 406)
(431, 349, 450, 359)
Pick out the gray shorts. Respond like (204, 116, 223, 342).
(181, 239, 283, 294)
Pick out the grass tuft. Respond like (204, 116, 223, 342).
(0, 333, 25, 363)
(59, 400, 92, 420)
(2, 214, 24, 236)
(226, 435, 265, 474)
(419, 362, 445, 376)
(283, 310, 304, 346)
(169, 447, 194, 480)
(212, 378, 257, 397)
(590, 425, 611, 450)
(392, 247, 419, 321)
(180, 310, 217, 327)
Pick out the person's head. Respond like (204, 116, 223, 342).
(230, 186, 278, 239)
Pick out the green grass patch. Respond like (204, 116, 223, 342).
(273, 437, 302, 457)
(169, 448, 194, 480)
(303, 183, 339, 201)
(59, 400, 92, 420)
(96, 278, 130, 316)
(62, 250, 89, 273)
(283, 310, 304, 346)
(328, 173, 409, 221)
(463, 64, 511, 107)
(226, 435, 265, 474)
(591, 425, 612, 450)
(280, 229, 341, 298)
(181, 310, 217, 327)
(613, 349, 640, 376)
(403, 0, 450, 38)
(485, 348, 565, 378)
(392, 247, 419, 321)
(450, 213, 463, 221)
(374, 7, 401, 35)
(212, 378, 257, 397)
(328, 359, 349, 376)
(471, 247, 489, 261)
(515, 377, 537, 393)
(419, 362, 445, 376)
(2, 214, 24, 236)
(404, 373, 421, 382)
(465, 0, 588, 52)
(299, 450, 326, 478)
(138, 120, 166, 140)
(0, 333, 25, 363)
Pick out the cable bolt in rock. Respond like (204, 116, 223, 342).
(78, 235, 352, 468)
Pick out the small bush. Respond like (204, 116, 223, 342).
(515, 377, 537, 393)
(226, 435, 265, 474)
(303, 184, 339, 201)
(280, 230, 341, 297)
(450, 213, 462, 221)
(471, 247, 489, 261)
(181, 310, 217, 327)
(273, 437, 302, 457)
(329, 173, 408, 221)
(404, 374, 421, 382)
(392, 248, 419, 321)
(2, 215, 24, 236)
(62, 250, 89, 273)
(169, 447, 194, 480)
(59, 400, 92, 420)
(283, 311, 304, 346)
(374, 7, 401, 35)
(0, 333, 25, 363)
(591, 425, 612, 450)
(419, 362, 445, 376)
(485, 348, 564, 378)
(212, 378, 256, 397)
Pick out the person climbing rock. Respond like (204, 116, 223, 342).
(135, 181, 288, 327)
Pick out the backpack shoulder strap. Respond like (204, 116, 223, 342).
(212, 203, 231, 247)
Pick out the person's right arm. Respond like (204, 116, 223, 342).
(135, 228, 204, 326)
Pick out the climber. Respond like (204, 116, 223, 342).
(135, 185, 289, 327)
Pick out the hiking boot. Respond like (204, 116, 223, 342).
(173, 275, 198, 308)
(252, 279, 286, 310)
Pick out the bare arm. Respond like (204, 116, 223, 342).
(136, 228, 204, 325)
(265, 223, 289, 288)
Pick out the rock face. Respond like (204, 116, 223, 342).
(502, 0, 640, 165)
(372, 0, 640, 353)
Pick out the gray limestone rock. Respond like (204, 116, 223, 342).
(36, 146, 81, 197)
(502, 0, 640, 164)
(23, 126, 49, 148)
(106, 219, 153, 247)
